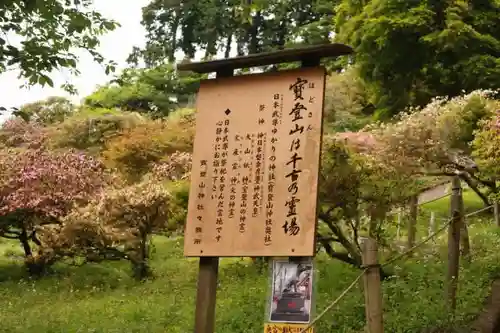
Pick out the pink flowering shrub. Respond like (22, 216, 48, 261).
(0, 118, 47, 148)
(0, 149, 107, 217)
(366, 90, 497, 176)
(38, 179, 171, 279)
(149, 151, 192, 181)
(0, 147, 109, 274)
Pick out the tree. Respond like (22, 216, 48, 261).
(84, 64, 204, 118)
(12, 97, 74, 124)
(147, 151, 192, 235)
(368, 90, 499, 205)
(47, 108, 147, 155)
(0, 148, 108, 274)
(0, 0, 119, 94)
(323, 67, 374, 132)
(101, 109, 195, 181)
(336, 0, 500, 118)
(130, 0, 339, 66)
(316, 135, 418, 277)
(38, 176, 172, 280)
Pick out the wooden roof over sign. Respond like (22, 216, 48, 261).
(176, 43, 353, 74)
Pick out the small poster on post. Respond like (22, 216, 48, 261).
(269, 259, 313, 324)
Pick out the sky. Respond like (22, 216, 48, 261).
(0, 0, 150, 123)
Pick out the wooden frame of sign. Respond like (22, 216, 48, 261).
(176, 43, 353, 333)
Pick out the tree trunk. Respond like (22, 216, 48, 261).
(169, 10, 180, 62)
(19, 227, 32, 257)
(224, 34, 232, 58)
(248, 11, 262, 54)
(131, 231, 151, 280)
(319, 238, 393, 280)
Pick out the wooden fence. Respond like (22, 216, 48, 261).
(300, 176, 499, 333)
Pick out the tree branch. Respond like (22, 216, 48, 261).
(318, 212, 362, 264)
(459, 172, 490, 206)
(318, 238, 360, 268)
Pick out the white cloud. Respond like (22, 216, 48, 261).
(0, 0, 149, 110)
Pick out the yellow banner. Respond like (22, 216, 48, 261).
(264, 323, 313, 333)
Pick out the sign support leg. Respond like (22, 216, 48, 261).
(194, 257, 219, 333)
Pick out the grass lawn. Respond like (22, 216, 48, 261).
(0, 192, 499, 333)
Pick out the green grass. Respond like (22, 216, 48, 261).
(420, 189, 486, 216)
(0, 192, 498, 332)
(386, 189, 495, 244)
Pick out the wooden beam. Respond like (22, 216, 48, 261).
(176, 43, 353, 74)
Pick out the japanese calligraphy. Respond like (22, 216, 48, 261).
(283, 77, 309, 237)
(253, 132, 265, 217)
(193, 158, 209, 245)
(184, 67, 324, 257)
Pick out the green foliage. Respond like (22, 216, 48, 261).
(102, 109, 195, 180)
(336, 0, 500, 118)
(323, 68, 374, 132)
(317, 135, 419, 262)
(472, 111, 500, 199)
(47, 109, 147, 154)
(13, 96, 74, 125)
(164, 180, 190, 235)
(0, 0, 119, 94)
(132, 0, 339, 66)
(84, 64, 204, 118)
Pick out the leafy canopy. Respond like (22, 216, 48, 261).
(336, 0, 500, 118)
(0, 0, 118, 94)
(84, 64, 204, 118)
(131, 0, 338, 66)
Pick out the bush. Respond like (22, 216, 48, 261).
(324, 68, 374, 132)
(47, 108, 146, 154)
(38, 179, 171, 280)
(102, 109, 195, 180)
(472, 110, 500, 196)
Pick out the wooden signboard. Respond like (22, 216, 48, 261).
(184, 67, 326, 257)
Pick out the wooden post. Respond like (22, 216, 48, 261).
(396, 210, 401, 240)
(454, 177, 470, 261)
(494, 202, 500, 227)
(194, 257, 219, 333)
(429, 211, 436, 238)
(447, 176, 462, 312)
(407, 195, 418, 255)
(193, 68, 233, 333)
(362, 238, 384, 333)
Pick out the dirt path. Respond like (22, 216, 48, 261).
(418, 183, 450, 205)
